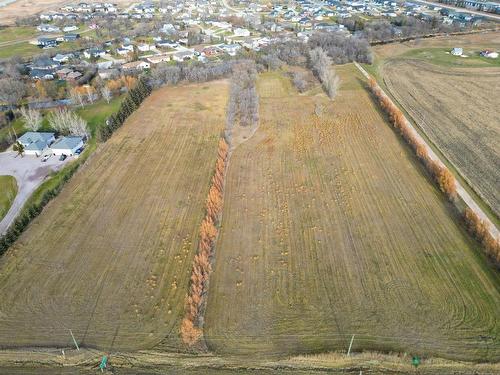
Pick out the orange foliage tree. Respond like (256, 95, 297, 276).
(368, 76, 456, 200)
(180, 138, 229, 345)
(464, 208, 500, 264)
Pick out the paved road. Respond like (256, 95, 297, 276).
(354, 62, 499, 239)
(0, 151, 70, 234)
(413, 0, 500, 22)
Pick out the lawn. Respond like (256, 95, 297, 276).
(76, 96, 124, 136)
(203, 65, 500, 361)
(0, 42, 40, 59)
(0, 26, 36, 44)
(0, 80, 228, 351)
(400, 47, 500, 68)
(0, 175, 17, 221)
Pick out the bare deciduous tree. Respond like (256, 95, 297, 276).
(101, 86, 112, 104)
(49, 108, 89, 138)
(70, 88, 85, 108)
(226, 61, 259, 133)
(309, 47, 340, 100)
(0, 78, 26, 106)
(19, 107, 42, 131)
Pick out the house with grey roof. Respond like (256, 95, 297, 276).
(50, 136, 84, 156)
(18, 132, 55, 156)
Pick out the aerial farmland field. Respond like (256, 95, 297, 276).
(382, 60, 500, 218)
(0, 81, 227, 351)
(204, 66, 500, 361)
(368, 31, 500, 219)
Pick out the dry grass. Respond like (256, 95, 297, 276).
(0, 0, 135, 25)
(0, 81, 227, 351)
(383, 59, 500, 217)
(203, 66, 500, 361)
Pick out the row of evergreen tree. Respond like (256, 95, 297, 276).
(0, 161, 81, 255)
(97, 77, 152, 142)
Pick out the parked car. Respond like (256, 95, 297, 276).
(41, 154, 50, 162)
(59, 154, 67, 161)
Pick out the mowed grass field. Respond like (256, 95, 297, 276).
(0, 81, 227, 351)
(204, 66, 500, 361)
(383, 59, 500, 218)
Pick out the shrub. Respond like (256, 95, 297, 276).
(181, 139, 229, 345)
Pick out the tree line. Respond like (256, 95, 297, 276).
(181, 138, 229, 345)
(308, 47, 340, 100)
(368, 77, 500, 266)
(96, 77, 152, 142)
(225, 61, 259, 143)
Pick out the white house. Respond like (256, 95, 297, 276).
(138, 44, 154, 52)
(63, 25, 79, 32)
(173, 50, 195, 62)
(50, 136, 84, 156)
(37, 24, 60, 33)
(18, 132, 55, 157)
(480, 50, 498, 59)
(122, 61, 151, 71)
(451, 47, 463, 56)
(233, 28, 250, 37)
(147, 54, 172, 64)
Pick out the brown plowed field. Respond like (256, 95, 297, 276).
(383, 59, 500, 217)
(0, 81, 227, 351)
(204, 66, 500, 361)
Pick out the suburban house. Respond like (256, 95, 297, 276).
(122, 61, 151, 71)
(50, 136, 84, 156)
(233, 28, 250, 37)
(147, 54, 172, 64)
(138, 44, 154, 52)
(53, 53, 74, 63)
(173, 50, 195, 62)
(18, 132, 56, 156)
(37, 37, 58, 47)
(29, 69, 55, 80)
(480, 50, 499, 58)
(84, 48, 106, 59)
(56, 67, 73, 79)
(37, 24, 60, 33)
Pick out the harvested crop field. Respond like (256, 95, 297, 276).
(0, 81, 227, 350)
(383, 59, 500, 217)
(204, 66, 500, 361)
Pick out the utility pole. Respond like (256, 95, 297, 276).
(347, 334, 355, 356)
(69, 329, 80, 350)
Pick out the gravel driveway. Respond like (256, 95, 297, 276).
(0, 151, 71, 234)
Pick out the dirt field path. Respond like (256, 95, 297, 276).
(356, 62, 499, 238)
(381, 60, 500, 219)
(204, 66, 500, 361)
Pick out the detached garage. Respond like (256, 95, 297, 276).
(50, 136, 84, 156)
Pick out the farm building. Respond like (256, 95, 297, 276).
(18, 132, 55, 156)
(50, 136, 84, 156)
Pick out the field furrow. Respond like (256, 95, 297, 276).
(0, 81, 227, 351)
(204, 66, 500, 361)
